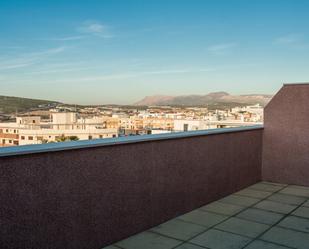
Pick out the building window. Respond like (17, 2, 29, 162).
(99, 135, 103, 139)
(9, 140, 12, 143)
(88, 135, 93, 140)
(2, 139, 5, 144)
(13, 141, 19, 145)
(32, 120, 36, 123)
(21, 136, 25, 140)
(112, 134, 116, 138)
(28, 136, 33, 140)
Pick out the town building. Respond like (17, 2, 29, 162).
(0, 113, 118, 147)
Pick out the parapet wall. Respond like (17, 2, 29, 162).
(0, 127, 262, 249)
(262, 83, 309, 186)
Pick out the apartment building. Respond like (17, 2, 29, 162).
(174, 119, 216, 131)
(0, 113, 118, 147)
(18, 127, 117, 145)
(0, 123, 20, 147)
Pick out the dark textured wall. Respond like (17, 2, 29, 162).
(262, 84, 309, 186)
(0, 129, 262, 249)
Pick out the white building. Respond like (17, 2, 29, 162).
(52, 112, 77, 130)
(151, 129, 172, 135)
(231, 104, 264, 118)
(0, 114, 118, 147)
(18, 127, 117, 145)
(174, 119, 216, 132)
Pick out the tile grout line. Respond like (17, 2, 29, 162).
(276, 224, 309, 234)
(107, 182, 303, 249)
(288, 213, 309, 221)
(168, 182, 291, 249)
(241, 184, 309, 249)
(176, 183, 295, 249)
(168, 182, 295, 249)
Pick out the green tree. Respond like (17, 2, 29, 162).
(56, 134, 79, 142)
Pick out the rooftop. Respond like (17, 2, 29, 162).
(105, 182, 309, 249)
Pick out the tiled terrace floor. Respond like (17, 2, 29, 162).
(104, 182, 309, 249)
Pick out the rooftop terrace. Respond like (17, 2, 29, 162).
(1, 83, 309, 249)
(105, 182, 309, 249)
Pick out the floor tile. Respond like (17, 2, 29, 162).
(150, 218, 206, 241)
(215, 217, 270, 238)
(235, 188, 273, 199)
(261, 226, 309, 249)
(292, 206, 309, 219)
(200, 201, 245, 216)
(219, 194, 260, 207)
(278, 215, 309, 233)
(106, 183, 308, 249)
(290, 185, 309, 190)
(303, 200, 309, 207)
(249, 183, 284, 192)
(236, 208, 284, 225)
(177, 210, 227, 228)
(261, 182, 288, 187)
(279, 186, 309, 198)
(267, 193, 306, 205)
(116, 231, 182, 249)
(190, 229, 251, 249)
(254, 200, 296, 214)
(244, 240, 291, 249)
(174, 243, 206, 249)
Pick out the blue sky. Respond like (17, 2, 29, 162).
(0, 0, 309, 104)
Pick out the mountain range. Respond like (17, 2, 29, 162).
(135, 92, 273, 108)
(0, 91, 273, 116)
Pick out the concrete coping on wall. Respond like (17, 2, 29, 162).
(283, 82, 309, 86)
(0, 125, 263, 158)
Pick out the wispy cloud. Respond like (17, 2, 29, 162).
(38, 21, 112, 42)
(274, 34, 303, 45)
(40, 36, 85, 41)
(273, 34, 309, 49)
(141, 68, 214, 75)
(0, 46, 66, 71)
(0, 62, 35, 70)
(207, 43, 236, 55)
(78, 21, 112, 38)
(29, 46, 65, 56)
(25, 66, 100, 75)
(45, 68, 215, 83)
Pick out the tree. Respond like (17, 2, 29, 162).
(56, 134, 79, 142)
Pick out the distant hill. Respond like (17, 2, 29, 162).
(135, 92, 273, 108)
(0, 95, 60, 114)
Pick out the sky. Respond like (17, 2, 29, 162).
(0, 0, 309, 104)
